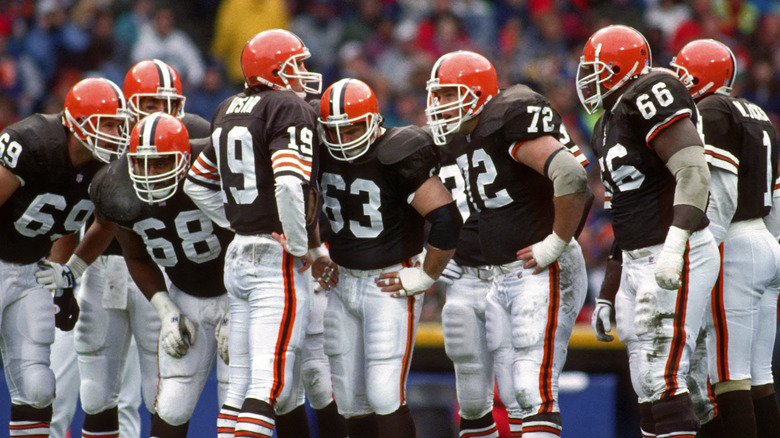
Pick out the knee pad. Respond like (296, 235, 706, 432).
(652, 393, 700, 436)
(156, 379, 199, 426)
(16, 364, 55, 409)
(301, 351, 333, 409)
(442, 303, 481, 363)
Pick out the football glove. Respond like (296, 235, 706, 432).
(591, 299, 615, 342)
(215, 313, 230, 364)
(35, 256, 88, 290)
(654, 226, 690, 290)
(437, 259, 462, 286)
(53, 287, 80, 331)
(392, 267, 435, 298)
(150, 292, 197, 358)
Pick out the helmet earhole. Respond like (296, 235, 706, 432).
(692, 78, 699, 85)
(613, 66, 621, 73)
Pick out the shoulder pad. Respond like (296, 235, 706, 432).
(698, 93, 732, 112)
(377, 126, 435, 165)
(89, 155, 144, 223)
(307, 98, 321, 113)
(474, 85, 548, 136)
(182, 113, 211, 139)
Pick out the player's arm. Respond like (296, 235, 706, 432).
(270, 124, 313, 258)
(184, 141, 231, 230)
(592, 241, 622, 342)
(35, 215, 116, 289)
(114, 225, 196, 358)
(0, 162, 21, 207)
(705, 166, 738, 245)
(378, 177, 462, 297)
(514, 135, 588, 273)
(650, 117, 710, 289)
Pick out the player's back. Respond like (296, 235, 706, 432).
(210, 89, 318, 235)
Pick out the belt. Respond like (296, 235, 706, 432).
(461, 265, 494, 281)
(622, 247, 655, 261)
(493, 259, 525, 275)
(339, 256, 418, 278)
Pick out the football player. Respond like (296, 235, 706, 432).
(184, 29, 322, 438)
(37, 59, 213, 438)
(309, 77, 461, 438)
(436, 119, 524, 437)
(0, 77, 130, 437)
(577, 25, 720, 437)
(426, 50, 589, 437)
(671, 39, 780, 437)
(40, 113, 233, 438)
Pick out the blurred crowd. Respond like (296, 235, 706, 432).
(3, 0, 780, 319)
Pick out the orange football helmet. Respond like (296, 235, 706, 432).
(425, 50, 498, 145)
(128, 113, 190, 203)
(671, 39, 736, 99)
(123, 59, 186, 121)
(63, 77, 132, 162)
(577, 25, 651, 114)
(318, 78, 382, 161)
(241, 29, 322, 96)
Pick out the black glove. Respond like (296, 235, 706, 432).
(54, 287, 79, 331)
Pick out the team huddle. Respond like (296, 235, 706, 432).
(0, 22, 778, 438)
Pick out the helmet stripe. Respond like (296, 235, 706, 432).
(431, 55, 446, 80)
(105, 79, 127, 108)
(329, 79, 349, 117)
(152, 59, 172, 89)
(141, 113, 162, 146)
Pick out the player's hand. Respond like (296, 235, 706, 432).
(313, 256, 338, 291)
(36, 260, 76, 289)
(151, 292, 197, 358)
(654, 226, 690, 290)
(437, 259, 462, 286)
(591, 299, 615, 342)
(215, 313, 229, 364)
(517, 232, 569, 274)
(377, 267, 435, 298)
(271, 232, 312, 272)
(53, 287, 80, 331)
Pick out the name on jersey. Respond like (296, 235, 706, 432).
(732, 101, 769, 122)
(226, 96, 261, 114)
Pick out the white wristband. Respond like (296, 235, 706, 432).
(150, 291, 178, 318)
(663, 225, 691, 256)
(397, 267, 436, 296)
(531, 231, 570, 269)
(65, 254, 89, 280)
(309, 244, 329, 261)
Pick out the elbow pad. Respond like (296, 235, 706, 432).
(545, 149, 587, 197)
(425, 201, 463, 250)
(275, 175, 308, 257)
(666, 146, 711, 212)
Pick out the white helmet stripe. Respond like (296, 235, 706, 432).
(328, 79, 349, 117)
(105, 79, 127, 108)
(153, 59, 172, 89)
(141, 113, 161, 147)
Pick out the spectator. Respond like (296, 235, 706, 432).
(131, 7, 205, 88)
(24, 0, 89, 84)
(113, 0, 154, 61)
(644, 0, 691, 46)
(289, 0, 344, 85)
(210, 0, 289, 85)
(186, 60, 238, 121)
